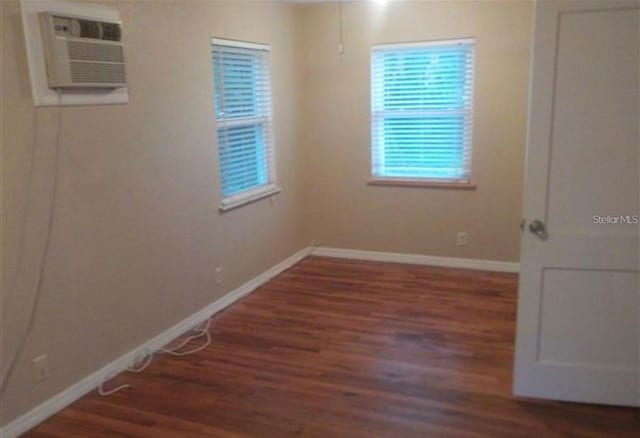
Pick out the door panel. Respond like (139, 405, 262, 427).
(514, 0, 640, 406)
(539, 269, 638, 368)
(547, 8, 639, 233)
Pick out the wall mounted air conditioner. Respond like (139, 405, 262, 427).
(38, 11, 127, 89)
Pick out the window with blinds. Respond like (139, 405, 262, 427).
(212, 38, 278, 210)
(371, 39, 475, 183)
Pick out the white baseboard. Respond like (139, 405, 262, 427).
(311, 247, 520, 273)
(0, 246, 312, 438)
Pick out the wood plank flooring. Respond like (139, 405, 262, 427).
(25, 256, 640, 437)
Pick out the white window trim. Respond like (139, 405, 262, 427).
(370, 38, 475, 186)
(372, 37, 474, 50)
(212, 37, 279, 212)
(219, 184, 281, 212)
(211, 37, 271, 52)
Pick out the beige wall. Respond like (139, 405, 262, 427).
(297, 0, 533, 262)
(1, 0, 305, 425)
(1, 0, 533, 427)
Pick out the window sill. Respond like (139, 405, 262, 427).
(368, 178, 477, 190)
(219, 184, 281, 212)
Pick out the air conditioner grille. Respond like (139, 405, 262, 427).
(77, 19, 100, 39)
(67, 41, 124, 62)
(70, 61, 126, 84)
(100, 22, 122, 41)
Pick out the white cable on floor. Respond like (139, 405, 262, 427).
(97, 317, 213, 396)
(97, 351, 154, 396)
(157, 318, 212, 356)
(0, 90, 64, 398)
(97, 377, 132, 396)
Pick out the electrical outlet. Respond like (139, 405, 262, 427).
(33, 354, 49, 382)
(456, 232, 467, 246)
(215, 266, 223, 284)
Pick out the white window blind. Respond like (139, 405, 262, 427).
(212, 38, 277, 210)
(371, 39, 475, 182)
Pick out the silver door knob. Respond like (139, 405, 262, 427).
(528, 219, 547, 239)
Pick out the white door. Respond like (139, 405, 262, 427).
(514, 0, 639, 406)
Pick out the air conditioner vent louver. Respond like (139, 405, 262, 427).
(67, 41, 124, 62)
(100, 22, 121, 41)
(77, 19, 100, 39)
(70, 61, 126, 83)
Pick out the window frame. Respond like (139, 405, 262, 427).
(211, 37, 279, 212)
(369, 38, 476, 188)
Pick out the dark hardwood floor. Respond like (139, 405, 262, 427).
(26, 256, 639, 437)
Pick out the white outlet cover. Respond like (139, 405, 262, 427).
(20, 0, 129, 106)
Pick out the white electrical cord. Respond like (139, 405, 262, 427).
(157, 318, 212, 357)
(0, 90, 64, 398)
(97, 351, 153, 396)
(97, 317, 213, 396)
